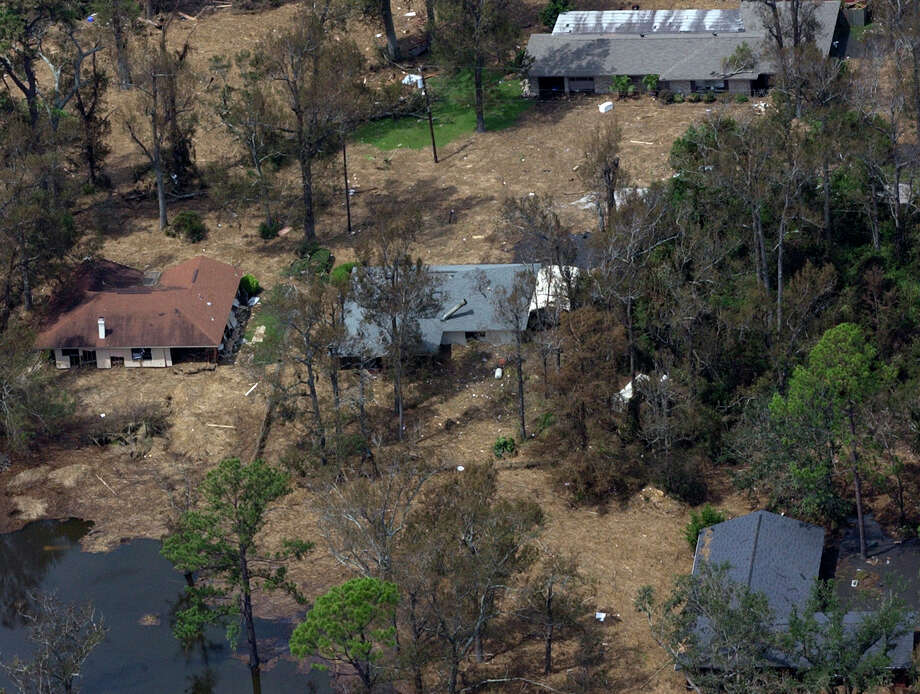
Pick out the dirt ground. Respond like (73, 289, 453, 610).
(0, 2, 763, 691)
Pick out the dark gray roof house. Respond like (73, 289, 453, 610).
(692, 511, 916, 671)
(525, 1, 844, 97)
(693, 510, 825, 617)
(342, 264, 537, 359)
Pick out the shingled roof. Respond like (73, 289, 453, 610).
(527, 0, 841, 80)
(343, 264, 536, 358)
(35, 257, 242, 350)
(692, 510, 825, 617)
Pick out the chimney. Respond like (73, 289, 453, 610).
(97, 317, 106, 340)
(441, 299, 468, 322)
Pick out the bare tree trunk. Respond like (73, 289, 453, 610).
(753, 210, 769, 290)
(776, 222, 784, 333)
(382, 0, 401, 60)
(329, 361, 342, 439)
(298, 131, 316, 241)
(543, 588, 553, 674)
(822, 158, 831, 245)
(849, 407, 868, 559)
(112, 8, 132, 88)
(395, 360, 405, 440)
(305, 360, 326, 457)
(516, 345, 527, 440)
(18, 232, 32, 311)
(474, 55, 485, 133)
(342, 139, 352, 235)
(239, 552, 260, 674)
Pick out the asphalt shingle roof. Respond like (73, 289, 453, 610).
(343, 264, 536, 358)
(527, 1, 840, 81)
(692, 510, 825, 617)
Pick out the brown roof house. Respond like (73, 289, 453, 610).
(36, 256, 243, 369)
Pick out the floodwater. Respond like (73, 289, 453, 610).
(0, 519, 328, 693)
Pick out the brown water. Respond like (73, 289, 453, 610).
(0, 519, 328, 693)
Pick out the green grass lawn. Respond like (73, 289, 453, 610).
(354, 71, 533, 151)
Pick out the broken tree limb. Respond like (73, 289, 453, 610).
(95, 474, 118, 496)
(205, 423, 236, 429)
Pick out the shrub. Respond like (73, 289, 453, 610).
(539, 0, 574, 30)
(658, 89, 674, 104)
(536, 411, 555, 435)
(310, 248, 334, 274)
(684, 504, 727, 550)
(734, 94, 750, 103)
(658, 458, 708, 505)
(688, 92, 701, 103)
(259, 219, 282, 240)
(703, 91, 717, 103)
(288, 247, 336, 278)
(493, 435, 517, 458)
(239, 273, 261, 296)
(612, 75, 631, 98)
(626, 84, 636, 98)
(673, 92, 685, 103)
(171, 210, 208, 242)
(553, 449, 647, 506)
(642, 73, 660, 93)
(329, 262, 356, 287)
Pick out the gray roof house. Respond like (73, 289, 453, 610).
(342, 264, 537, 359)
(525, 1, 844, 97)
(692, 511, 915, 671)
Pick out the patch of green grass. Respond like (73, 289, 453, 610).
(245, 306, 284, 365)
(355, 71, 533, 151)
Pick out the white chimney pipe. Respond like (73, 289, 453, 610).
(97, 317, 105, 340)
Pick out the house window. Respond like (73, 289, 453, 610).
(131, 348, 153, 361)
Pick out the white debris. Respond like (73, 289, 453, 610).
(247, 296, 260, 307)
(598, 101, 614, 113)
(494, 367, 503, 379)
(252, 325, 267, 344)
(375, 32, 383, 37)
(595, 612, 607, 622)
(404, 10, 416, 15)
(100, 413, 106, 418)
(456, 465, 465, 472)
(402, 73, 424, 89)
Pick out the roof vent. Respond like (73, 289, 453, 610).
(98, 317, 106, 340)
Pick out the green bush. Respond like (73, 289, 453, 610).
(684, 504, 727, 550)
(688, 92, 701, 103)
(642, 73, 660, 93)
(703, 91, 717, 103)
(612, 75, 631, 98)
(673, 92, 685, 103)
(536, 411, 555, 435)
(734, 94, 750, 103)
(329, 262, 356, 287)
(493, 435, 517, 459)
(171, 210, 208, 243)
(539, 0, 574, 30)
(288, 247, 336, 278)
(626, 84, 636, 98)
(259, 219, 282, 240)
(239, 273, 261, 296)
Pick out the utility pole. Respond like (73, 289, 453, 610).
(420, 68, 438, 163)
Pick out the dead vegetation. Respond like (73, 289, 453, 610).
(0, 2, 761, 692)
